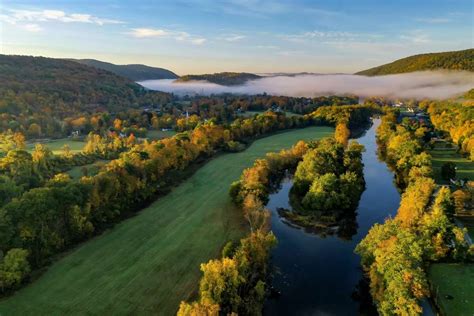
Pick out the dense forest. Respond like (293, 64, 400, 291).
(289, 138, 365, 220)
(356, 48, 474, 76)
(176, 72, 261, 85)
(74, 59, 179, 81)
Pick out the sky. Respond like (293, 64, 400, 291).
(0, 0, 472, 75)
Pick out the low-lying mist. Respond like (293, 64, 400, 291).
(139, 71, 473, 100)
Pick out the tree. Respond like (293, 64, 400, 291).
(302, 173, 340, 210)
(0, 248, 30, 293)
(27, 123, 42, 138)
(441, 162, 456, 181)
(242, 194, 270, 232)
(199, 258, 242, 314)
(177, 301, 219, 316)
(335, 123, 350, 147)
(62, 144, 72, 158)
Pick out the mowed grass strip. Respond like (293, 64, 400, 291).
(0, 126, 333, 316)
(429, 148, 473, 184)
(26, 138, 86, 154)
(429, 263, 474, 315)
(146, 130, 177, 140)
(66, 160, 109, 180)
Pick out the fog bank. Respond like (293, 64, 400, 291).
(139, 71, 473, 100)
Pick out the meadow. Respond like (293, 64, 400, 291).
(146, 129, 177, 140)
(66, 160, 109, 180)
(429, 263, 474, 315)
(26, 138, 85, 154)
(429, 148, 473, 184)
(0, 126, 333, 315)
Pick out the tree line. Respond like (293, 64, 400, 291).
(0, 111, 311, 295)
(179, 141, 309, 315)
(356, 112, 474, 315)
(419, 99, 473, 160)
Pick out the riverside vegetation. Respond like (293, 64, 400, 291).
(356, 109, 474, 315)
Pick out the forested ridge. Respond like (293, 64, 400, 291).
(356, 48, 474, 76)
(176, 72, 261, 85)
(0, 55, 171, 138)
(74, 59, 179, 81)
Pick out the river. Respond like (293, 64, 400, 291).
(264, 118, 402, 315)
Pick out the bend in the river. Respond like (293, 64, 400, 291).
(264, 119, 402, 315)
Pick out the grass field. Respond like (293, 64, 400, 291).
(0, 126, 333, 316)
(429, 148, 473, 184)
(146, 130, 177, 140)
(66, 160, 109, 180)
(26, 138, 85, 154)
(429, 263, 474, 316)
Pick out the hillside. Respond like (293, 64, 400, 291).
(74, 59, 178, 81)
(176, 72, 261, 85)
(0, 55, 171, 137)
(356, 48, 474, 76)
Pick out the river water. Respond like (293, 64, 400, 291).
(264, 118, 402, 315)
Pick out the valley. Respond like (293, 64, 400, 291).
(0, 126, 333, 315)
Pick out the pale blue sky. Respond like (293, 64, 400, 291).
(0, 0, 472, 74)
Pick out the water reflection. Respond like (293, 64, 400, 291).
(264, 119, 401, 315)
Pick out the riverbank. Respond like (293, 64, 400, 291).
(264, 119, 401, 314)
(0, 126, 333, 315)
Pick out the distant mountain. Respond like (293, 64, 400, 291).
(356, 49, 474, 76)
(175, 72, 261, 86)
(74, 59, 179, 81)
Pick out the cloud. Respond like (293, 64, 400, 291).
(222, 34, 246, 42)
(5, 9, 123, 25)
(256, 45, 279, 49)
(129, 28, 206, 45)
(23, 23, 42, 32)
(415, 17, 451, 24)
(400, 30, 430, 44)
(138, 71, 474, 100)
(193, 0, 342, 19)
(281, 30, 381, 43)
(190, 38, 207, 45)
(130, 28, 169, 38)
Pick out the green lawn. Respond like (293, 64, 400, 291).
(429, 263, 474, 316)
(66, 160, 109, 180)
(146, 130, 177, 140)
(0, 126, 333, 316)
(429, 148, 473, 184)
(26, 138, 85, 155)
